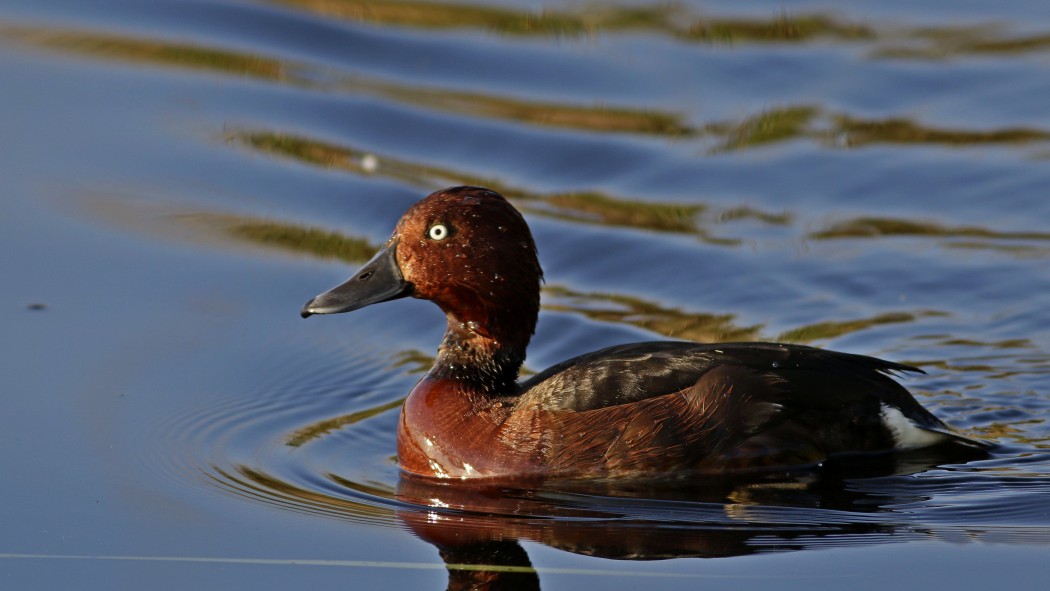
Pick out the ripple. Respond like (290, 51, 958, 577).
(143, 342, 409, 523)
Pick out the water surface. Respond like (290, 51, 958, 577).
(2, 0, 1049, 589)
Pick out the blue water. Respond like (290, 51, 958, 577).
(2, 1, 1049, 588)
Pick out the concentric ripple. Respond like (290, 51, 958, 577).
(145, 340, 410, 527)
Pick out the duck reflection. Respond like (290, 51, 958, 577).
(394, 448, 984, 590)
(221, 444, 1007, 590)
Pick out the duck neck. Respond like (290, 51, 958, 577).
(430, 311, 533, 396)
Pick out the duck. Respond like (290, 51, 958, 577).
(301, 186, 985, 480)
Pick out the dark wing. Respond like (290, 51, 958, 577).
(519, 341, 725, 411)
(518, 341, 932, 420)
(517, 342, 986, 474)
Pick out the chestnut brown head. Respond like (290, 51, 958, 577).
(302, 187, 543, 348)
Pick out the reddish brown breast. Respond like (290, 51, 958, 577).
(397, 376, 546, 479)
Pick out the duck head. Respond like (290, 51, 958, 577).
(301, 186, 543, 391)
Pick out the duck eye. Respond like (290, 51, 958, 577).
(428, 223, 449, 241)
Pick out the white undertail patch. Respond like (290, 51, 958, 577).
(880, 404, 948, 449)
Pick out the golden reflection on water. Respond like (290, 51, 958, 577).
(809, 217, 1050, 258)
(286, 397, 403, 447)
(5, 27, 287, 79)
(9, 26, 690, 135)
(833, 116, 1050, 147)
(215, 465, 396, 523)
(267, 0, 1050, 61)
(226, 128, 1050, 259)
(811, 217, 1050, 241)
(542, 285, 759, 343)
(776, 311, 945, 343)
(706, 106, 818, 153)
(227, 220, 377, 264)
(10, 25, 1050, 147)
(267, 0, 596, 36)
(231, 123, 1050, 191)
(227, 128, 790, 241)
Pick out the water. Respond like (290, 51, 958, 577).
(2, 0, 1049, 588)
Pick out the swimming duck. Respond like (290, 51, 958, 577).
(302, 186, 983, 480)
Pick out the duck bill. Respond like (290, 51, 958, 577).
(300, 241, 412, 318)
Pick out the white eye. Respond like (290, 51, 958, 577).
(428, 224, 449, 241)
